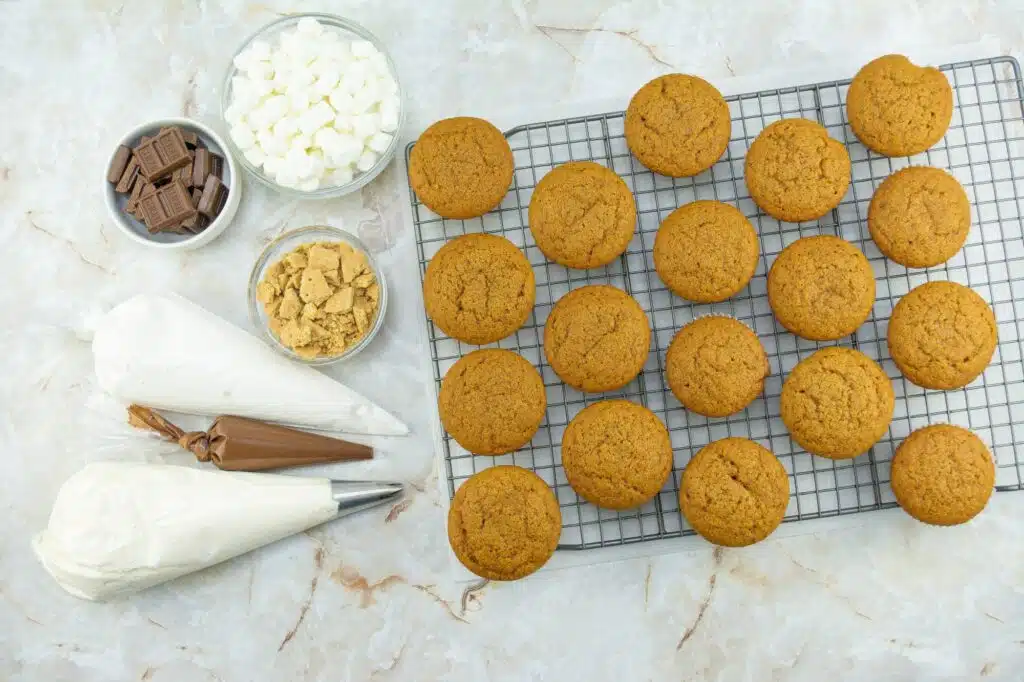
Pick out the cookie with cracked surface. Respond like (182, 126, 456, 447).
(890, 424, 994, 526)
(868, 166, 970, 268)
(665, 316, 769, 417)
(624, 73, 731, 177)
(409, 117, 514, 219)
(654, 200, 759, 303)
(561, 400, 673, 510)
(767, 235, 875, 341)
(448, 465, 561, 580)
(544, 285, 650, 392)
(680, 437, 790, 547)
(439, 349, 546, 455)
(887, 281, 997, 390)
(423, 234, 535, 345)
(744, 118, 851, 222)
(528, 161, 637, 269)
(847, 54, 953, 157)
(780, 347, 895, 460)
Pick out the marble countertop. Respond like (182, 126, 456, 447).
(4, 1, 1024, 680)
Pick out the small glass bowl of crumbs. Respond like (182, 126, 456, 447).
(248, 225, 387, 365)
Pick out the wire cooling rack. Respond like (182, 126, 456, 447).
(408, 56, 1024, 550)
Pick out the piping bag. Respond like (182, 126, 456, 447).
(127, 405, 373, 471)
(92, 293, 408, 436)
(33, 462, 403, 601)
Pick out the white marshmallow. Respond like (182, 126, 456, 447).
(297, 177, 321, 192)
(355, 149, 378, 172)
(229, 124, 256, 150)
(246, 59, 274, 82)
(328, 88, 354, 114)
(351, 112, 379, 141)
(262, 156, 282, 177)
(296, 17, 324, 36)
(332, 113, 354, 132)
(260, 95, 290, 124)
(275, 168, 300, 189)
(325, 166, 354, 187)
(367, 131, 393, 154)
(298, 101, 335, 135)
(378, 96, 400, 133)
(326, 134, 361, 167)
(312, 74, 339, 97)
(258, 128, 288, 158)
(249, 40, 272, 61)
(244, 146, 267, 167)
(349, 86, 377, 114)
(273, 116, 300, 140)
(313, 127, 341, 151)
(350, 40, 377, 59)
(287, 87, 315, 114)
(292, 133, 313, 150)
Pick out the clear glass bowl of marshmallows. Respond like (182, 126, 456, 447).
(221, 14, 403, 198)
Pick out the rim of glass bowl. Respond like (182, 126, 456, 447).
(221, 13, 405, 199)
(247, 225, 388, 366)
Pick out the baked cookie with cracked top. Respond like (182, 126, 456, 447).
(680, 437, 790, 547)
(847, 54, 953, 157)
(528, 161, 636, 269)
(448, 465, 561, 580)
(665, 316, 769, 417)
(780, 347, 895, 460)
(887, 281, 997, 389)
(869, 166, 970, 268)
(409, 117, 513, 218)
(561, 400, 673, 510)
(654, 200, 759, 303)
(439, 349, 546, 455)
(544, 285, 650, 392)
(624, 73, 731, 177)
(890, 424, 994, 526)
(745, 118, 851, 222)
(767, 235, 875, 341)
(423, 233, 535, 345)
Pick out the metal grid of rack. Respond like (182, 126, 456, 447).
(408, 56, 1024, 550)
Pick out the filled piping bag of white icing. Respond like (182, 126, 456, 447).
(93, 293, 407, 436)
(33, 462, 404, 601)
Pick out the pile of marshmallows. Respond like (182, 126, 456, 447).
(225, 17, 400, 191)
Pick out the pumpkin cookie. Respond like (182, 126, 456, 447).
(680, 437, 790, 547)
(561, 400, 673, 510)
(624, 74, 731, 177)
(544, 285, 650, 392)
(423, 234, 535, 345)
(528, 161, 636, 269)
(768, 236, 875, 340)
(887, 281, 997, 389)
(744, 118, 851, 222)
(654, 201, 759, 303)
(780, 347, 895, 459)
(869, 167, 970, 268)
(847, 55, 953, 157)
(409, 117, 513, 218)
(890, 424, 994, 526)
(448, 466, 561, 580)
(665, 316, 769, 417)
(439, 349, 546, 455)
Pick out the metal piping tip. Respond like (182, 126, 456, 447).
(330, 480, 404, 517)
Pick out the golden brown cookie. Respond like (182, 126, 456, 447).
(654, 201, 759, 303)
(869, 167, 970, 268)
(890, 424, 994, 526)
(624, 74, 731, 177)
(744, 118, 851, 222)
(423, 234, 535, 345)
(665, 316, 769, 417)
(448, 465, 561, 580)
(409, 117, 514, 219)
(767, 235, 875, 341)
(528, 161, 636, 269)
(680, 437, 790, 547)
(887, 281, 997, 389)
(847, 55, 953, 157)
(544, 285, 650, 392)
(780, 347, 895, 460)
(439, 349, 546, 455)
(561, 400, 673, 510)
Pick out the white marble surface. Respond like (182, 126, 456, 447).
(3, 1, 1024, 680)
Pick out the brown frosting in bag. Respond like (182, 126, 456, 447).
(127, 405, 372, 471)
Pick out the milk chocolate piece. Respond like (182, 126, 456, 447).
(114, 156, 140, 193)
(192, 148, 211, 187)
(176, 163, 193, 188)
(139, 178, 198, 233)
(134, 127, 191, 181)
(191, 187, 202, 207)
(210, 153, 224, 180)
(197, 175, 225, 218)
(180, 212, 207, 234)
(125, 177, 146, 213)
(128, 405, 373, 471)
(107, 145, 132, 184)
(182, 130, 199, 148)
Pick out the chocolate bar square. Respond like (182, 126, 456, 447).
(139, 178, 198, 233)
(134, 128, 191, 181)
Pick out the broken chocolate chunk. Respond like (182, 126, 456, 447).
(197, 175, 226, 218)
(107, 145, 132, 184)
(114, 156, 140, 194)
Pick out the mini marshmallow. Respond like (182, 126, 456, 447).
(229, 124, 256, 150)
(244, 146, 268, 167)
(325, 167, 354, 187)
(260, 95, 290, 124)
(288, 87, 315, 114)
(258, 129, 288, 158)
(273, 116, 300, 140)
(328, 88, 354, 115)
(378, 97, 400, 133)
(249, 40, 272, 61)
(350, 40, 377, 59)
(355, 149, 378, 172)
(296, 17, 325, 36)
(351, 113, 379, 141)
(297, 177, 321, 191)
(298, 101, 335, 135)
(367, 131, 393, 154)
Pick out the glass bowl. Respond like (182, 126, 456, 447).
(248, 225, 388, 365)
(221, 13, 405, 199)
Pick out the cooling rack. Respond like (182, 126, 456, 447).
(408, 55, 1024, 550)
